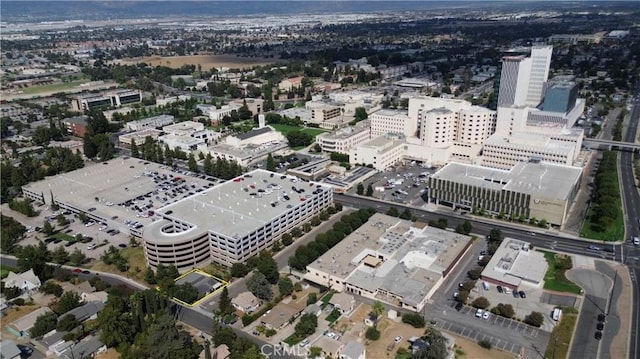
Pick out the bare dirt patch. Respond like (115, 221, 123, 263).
(116, 54, 280, 71)
(449, 333, 519, 359)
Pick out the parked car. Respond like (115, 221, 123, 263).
(475, 309, 484, 318)
(497, 286, 503, 293)
(519, 291, 526, 298)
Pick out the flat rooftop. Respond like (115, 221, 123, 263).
(307, 213, 473, 306)
(485, 132, 576, 153)
(481, 238, 548, 287)
(22, 158, 217, 229)
(151, 169, 332, 240)
(317, 120, 370, 140)
(431, 161, 582, 201)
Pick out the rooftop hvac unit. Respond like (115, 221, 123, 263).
(502, 264, 509, 270)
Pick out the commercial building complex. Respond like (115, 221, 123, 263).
(143, 169, 333, 270)
(427, 161, 582, 226)
(316, 120, 371, 153)
(304, 213, 473, 312)
(159, 120, 218, 152)
(349, 134, 405, 171)
(125, 115, 175, 132)
(481, 238, 548, 289)
(71, 89, 142, 112)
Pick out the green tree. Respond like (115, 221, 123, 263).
(399, 208, 412, 220)
(414, 329, 448, 359)
(308, 347, 322, 358)
(256, 252, 279, 284)
(40, 281, 63, 297)
(217, 287, 234, 317)
(371, 301, 385, 324)
(17, 241, 51, 281)
(471, 297, 490, 310)
(266, 154, 277, 172)
(278, 277, 294, 296)
(488, 228, 502, 242)
(57, 314, 80, 332)
(524, 311, 545, 327)
(144, 267, 157, 284)
(402, 313, 426, 328)
(56, 291, 82, 314)
(294, 313, 318, 337)
(386, 207, 399, 217)
(246, 272, 273, 301)
(365, 327, 380, 340)
(131, 139, 140, 158)
(354, 107, 368, 121)
(188, 153, 198, 172)
(230, 263, 249, 278)
(366, 184, 374, 197)
(43, 220, 55, 235)
(68, 248, 86, 266)
(30, 312, 58, 337)
(356, 183, 364, 195)
(307, 292, 318, 305)
(51, 245, 69, 264)
(281, 233, 293, 246)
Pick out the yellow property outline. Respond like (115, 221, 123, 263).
(172, 268, 228, 307)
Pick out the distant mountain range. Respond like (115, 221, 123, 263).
(1, 1, 634, 23)
(0, 1, 466, 22)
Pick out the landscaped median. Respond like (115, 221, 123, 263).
(544, 307, 579, 359)
(540, 250, 582, 294)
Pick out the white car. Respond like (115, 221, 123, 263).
(482, 312, 490, 320)
(475, 309, 484, 318)
(394, 336, 403, 344)
(300, 339, 309, 347)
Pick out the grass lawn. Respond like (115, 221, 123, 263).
(580, 153, 624, 242)
(270, 124, 327, 139)
(540, 251, 582, 294)
(544, 314, 578, 359)
(90, 246, 147, 282)
(53, 232, 76, 241)
(21, 79, 90, 95)
(0, 265, 15, 279)
(283, 333, 303, 346)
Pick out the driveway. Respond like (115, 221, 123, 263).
(566, 262, 617, 359)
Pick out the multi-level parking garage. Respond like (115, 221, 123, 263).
(143, 169, 334, 271)
(22, 157, 217, 238)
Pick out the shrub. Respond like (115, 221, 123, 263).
(11, 298, 26, 306)
(471, 297, 490, 309)
(478, 339, 492, 349)
(402, 313, 425, 328)
(365, 327, 380, 341)
(524, 311, 544, 327)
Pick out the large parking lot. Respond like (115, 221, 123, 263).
(350, 163, 437, 206)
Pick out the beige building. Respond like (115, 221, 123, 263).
(232, 291, 261, 314)
(278, 76, 304, 91)
(481, 238, 548, 289)
(428, 161, 582, 226)
(316, 120, 371, 154)
(349, 135, 405, 171)
(305, 213, 473, 312)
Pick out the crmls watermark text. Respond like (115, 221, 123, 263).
(260, 344, 308, 358)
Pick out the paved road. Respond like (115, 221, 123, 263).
(566, 264, 614, 359)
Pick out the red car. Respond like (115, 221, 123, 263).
(72, 268, 82, 274)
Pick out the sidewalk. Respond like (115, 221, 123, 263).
(607, 262, 633, 359)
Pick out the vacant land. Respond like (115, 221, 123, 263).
(117, 54, 279, 71)
(543, 313, 577, 359)
(540, 251, 582, 294)
(90, 246, 147, 282)
(21, 79, 90, 95)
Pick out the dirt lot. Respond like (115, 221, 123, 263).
(116, 54, 280, 71)
(451, 334, 519, 359)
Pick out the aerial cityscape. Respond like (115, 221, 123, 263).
(0, 1, 639, 359)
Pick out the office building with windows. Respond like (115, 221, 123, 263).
(427, 161, 582, 226)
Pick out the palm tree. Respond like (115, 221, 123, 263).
(372, 300, 385, 324)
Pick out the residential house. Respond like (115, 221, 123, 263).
(314, 336, 344, 358)
(260, 302, 300, 330)
(212, 344, 230, 359)
(58, 335, 106, 359)
(231, 291, 261, 314)
(329, 293, 355, 315)
(58, 301, 105, 323)
(340, 341, 366, 359)
(302, 303, 322, 317)
(7, 307, 53, 338)
(411, 338, 430, 354)
(2, 269, 41, 294)
(61, 281, 95, 302)
(0, 340, 22, 359)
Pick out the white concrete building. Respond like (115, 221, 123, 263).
(349, 135, 405, 171)
(428, 161, 582, 226)
(497, 46, 552, 108)
(118, 129, 162, 148)
(370, 109, 413, 137)
(316, 120, 371, 154)
(481, 238, 548, 289)
(304, 213, 473, 312)
(159, 121, 218, 153)
(125, 115, 175, 132)
(197, 103, 242, 122)
(481, 129, 583, 170)
(305, 101, 343, 129)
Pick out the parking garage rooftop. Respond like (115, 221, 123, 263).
(151, 169, 332, 240)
